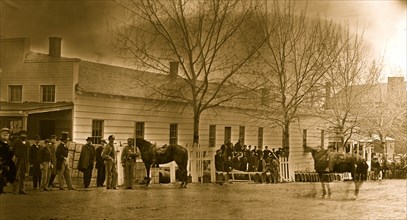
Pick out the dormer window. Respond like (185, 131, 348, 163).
(41, 85, 55, 102)
(9, 85, 22, 102)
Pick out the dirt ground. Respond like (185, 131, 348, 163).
(1, 179, 406, 220)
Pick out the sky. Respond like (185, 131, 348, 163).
(1, 0, 406, 80)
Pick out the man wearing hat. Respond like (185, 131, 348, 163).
(29, 135, 43, 190)
(11, 130, 30, 194)
(47, 135, 58, 188)
(121, 138, 139, 189)
(77, 137, 96, 188)
(56, 132, 75, 190)
(95, 139, 106, 187)
(102, 135, 118, 189)
(39, 139, 52, 191)
(0, 128, 16, 194)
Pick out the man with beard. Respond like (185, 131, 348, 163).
(0, 128, 16, 194)
(12, 130, 30, 194)
(77, 137, 96, 188)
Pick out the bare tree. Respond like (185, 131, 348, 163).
(318, 26, 382, 150)
(358, 75, 407, 156)
(254, 1, 344, 156)
(112, 0, 265, 144)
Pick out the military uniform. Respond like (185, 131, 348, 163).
(121, 139, 139, 189)
(102, 136, 118, 189)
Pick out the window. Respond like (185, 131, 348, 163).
(258, 127, 264, 148)
(9, 120, 22, 135)
(224, 127, 231, 144)
(41, 85, 55, 102)
(9, 85, 22, 102)
(169, 123, 178, 145)
(92, 120, 104, 144)
(239, 126, 245, 145)
(135, 122, 145, 138)
(303, 129, 307, 148)
(209, 125, 216, 147)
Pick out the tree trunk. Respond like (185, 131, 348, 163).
(193, 112, 200, 144)
(282, 123, 290, 157)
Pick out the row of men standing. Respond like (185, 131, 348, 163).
(77, 135, 139, 190)
(1, 129, 140, 194)
(0, 129, 75, 194)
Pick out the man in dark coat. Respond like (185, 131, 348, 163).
(95, 139, 106, 187)
(29, 136, 42, 190)
(12, 130, 30, 194)
(0, 128, 16, 194)
(77, 137, 96, 188)
(39, 139, 52, 191)
(47, 135, 58, 188)
(56, 132, 75, 190)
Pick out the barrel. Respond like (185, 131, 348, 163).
(159, 171, 171, 184)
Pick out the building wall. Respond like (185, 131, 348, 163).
(73, 93, 327, 174)
(0, 38, 76, 103)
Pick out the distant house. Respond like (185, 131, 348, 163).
(1, 37, 338, 180)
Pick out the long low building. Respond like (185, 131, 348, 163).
(1, 37, 334, 182)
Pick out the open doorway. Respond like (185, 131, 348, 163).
(40, 120, 55, 139)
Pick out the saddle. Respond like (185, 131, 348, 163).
(154, 144, 169, 155)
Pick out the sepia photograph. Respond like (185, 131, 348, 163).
(0, 0, 406, 219)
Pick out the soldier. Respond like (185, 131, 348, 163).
(56, 132, 75, 190)
(121, 138, 139, 189)
(12, 130, 30, 195)
(0, 128, 16, 194)
(95, 139, 106, 187)
(29, 136, 42, 190)
(102, 135, 118, 190)
(77, 137, 96, 188)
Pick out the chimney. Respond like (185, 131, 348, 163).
(49, 37, 62, 58)
(169, 61, 179, 76)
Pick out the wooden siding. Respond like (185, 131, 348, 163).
(0, 38, 76, 102)
(73, 93, 328, 174)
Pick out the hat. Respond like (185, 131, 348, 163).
(61, 132, 69, 141)
(127, 138, 134, 142)
(34, 135, 41, 140)
(0, 128, 10, 133)
(86, 137, 92, 141)
(44, 139, 51, 143)
(108, 135, 115, 140)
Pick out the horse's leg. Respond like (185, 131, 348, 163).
(326, 182, 332, 198)
(145, 164, 151, 186)
(320, 181, 327, 198)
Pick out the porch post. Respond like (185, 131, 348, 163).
(22, 114, 28, 130)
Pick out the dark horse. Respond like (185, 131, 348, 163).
(135, 138, 189, 187)
(304, 146, 368, 199)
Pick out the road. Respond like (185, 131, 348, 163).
(1, 179, 406, 219)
